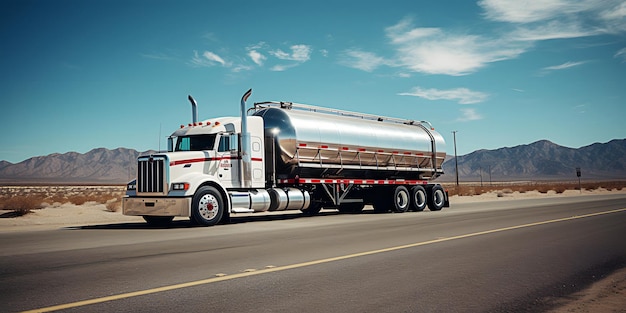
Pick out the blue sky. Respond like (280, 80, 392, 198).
(1, 0, 625, 164)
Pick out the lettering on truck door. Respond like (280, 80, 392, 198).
(216, 134, 239, 187)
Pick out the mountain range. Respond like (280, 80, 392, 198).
(0, 139, 624, 184)
(438, 139, 626, 182)
(0, 148, 156, 184)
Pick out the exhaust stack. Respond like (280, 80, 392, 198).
(188, 95, 198, 123)
(240, 89, 253, 188)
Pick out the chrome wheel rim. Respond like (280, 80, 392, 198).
(198, 194, 219, 220)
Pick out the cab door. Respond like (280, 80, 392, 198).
(216, 134, 240, 187)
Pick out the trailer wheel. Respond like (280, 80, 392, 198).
(392, 186, 410, 213)
(142, 216, 174, 226)
(191, 186, 224, 226)
(428, 185, 445, 211)
(410, 185, 427, 212)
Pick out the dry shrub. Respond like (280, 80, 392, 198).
(0, 196, 44, 216)
(67, 195, 90, 206)
(45, 194, 67, 204)
(105, 199, 121, 212)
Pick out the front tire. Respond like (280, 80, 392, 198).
(191, 186, 225, 226)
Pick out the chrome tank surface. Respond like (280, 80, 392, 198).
(253, 103, 446, 180)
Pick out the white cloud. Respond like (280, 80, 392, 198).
(263, 44, 313, 71)
(478, 0, 576, 23)
(457, 108, 483, 122)
(601, 1, 626, 20)
(203, 51, 227, 66)
(190, 50, 230, 67)
(398, 86, 488, 104)
(270, 45, 312, 62)
(481, 0, 626, 40)
(384, 18, 528, 76)
(248, 50, 266, 66)
(270, 63, 300, 72)
(511, 21, 600, 41)
(615, 48, 626, 61)
(232, 64, 254, 72)
(340, 49, 388, 72)
(543, 61, 587, 71)
(189, 42, 314, 72)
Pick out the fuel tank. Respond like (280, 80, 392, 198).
(252, 102, 446, 180)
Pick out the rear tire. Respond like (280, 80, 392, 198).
(410, 185, 427, 212)
(191, 186, 225, 226)
(428, 185, 445, 211)
(392, 186, 410, 213)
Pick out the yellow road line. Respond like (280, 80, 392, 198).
(22, 208, 626, 313)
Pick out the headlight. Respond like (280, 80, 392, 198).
(127, 180, 137, 191)
(172, 183, 190, 191)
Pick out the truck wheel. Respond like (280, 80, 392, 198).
(392, 186, 410, 213)
(301, 201, 322, 216)
(410, 185, 427, 212)
(428, 185, 445, 211)
(142, 216, 174, 226)
(191, 186, 224, 226)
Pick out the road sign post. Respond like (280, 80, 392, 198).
(576, 167, 581, 193)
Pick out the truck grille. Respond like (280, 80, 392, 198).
(137, 157, 167, 194)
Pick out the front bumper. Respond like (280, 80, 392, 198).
(122, 197, 191, 217)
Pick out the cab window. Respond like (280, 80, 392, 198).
(218, 135, 230, 152)
(175, 134, 216, 151)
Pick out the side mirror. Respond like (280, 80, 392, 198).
(229, 133, 239, 151)
(167, 137, 174, 152)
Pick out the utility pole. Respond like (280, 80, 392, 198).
(576, 167, 582, 194)
(452, 131, 459, 190)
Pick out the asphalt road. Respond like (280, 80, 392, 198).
(2, 194, 626, 313)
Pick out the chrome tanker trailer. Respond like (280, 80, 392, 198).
(123, 89, 449, 226)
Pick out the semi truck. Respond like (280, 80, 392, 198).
(123, 89, 449, 226)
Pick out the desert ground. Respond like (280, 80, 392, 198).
(1, 184, 625, 312)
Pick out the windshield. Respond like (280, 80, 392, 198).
(174, 134, 217, 151)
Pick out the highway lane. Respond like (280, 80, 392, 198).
(2, 194, 625, 312)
